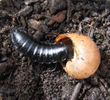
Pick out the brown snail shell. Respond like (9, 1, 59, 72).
(55, 33, 101, 79)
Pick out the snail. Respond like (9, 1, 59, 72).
(55, 33, 101, 79)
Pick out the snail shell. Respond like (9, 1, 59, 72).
(55, 33, 101, 79)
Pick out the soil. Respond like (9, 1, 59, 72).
(0, 0, 110, 100)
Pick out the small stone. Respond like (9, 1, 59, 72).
(28, 19, 42, 30)
(28, 19, 49, 33)
(52, 10, 66, 23)
(48, 10, 66, 25)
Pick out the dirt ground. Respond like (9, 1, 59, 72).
(0, 0, 110, 100)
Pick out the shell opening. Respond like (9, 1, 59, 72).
(55, 35, 74, 61)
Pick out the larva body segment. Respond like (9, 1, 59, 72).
(10, 28, 69, 63)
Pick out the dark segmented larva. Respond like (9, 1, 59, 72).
(10, 28, 70, 63)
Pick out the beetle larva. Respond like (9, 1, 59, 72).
(10, 27, 70, 64)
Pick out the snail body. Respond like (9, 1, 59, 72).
(56, 33, 101, 79)
(10, 28, 70, 64)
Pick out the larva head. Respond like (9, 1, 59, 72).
(55, 33, 101, 80)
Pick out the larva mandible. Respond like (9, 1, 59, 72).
(10, 27, 70, 64)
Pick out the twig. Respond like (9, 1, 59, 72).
(66, 0, 73, 23)
(70, 82, 82, 100)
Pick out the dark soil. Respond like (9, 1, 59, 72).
(0, 0, 110, 100)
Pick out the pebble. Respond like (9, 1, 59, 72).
(28, 19, 49, 33)
(48, 10, 66, 25)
